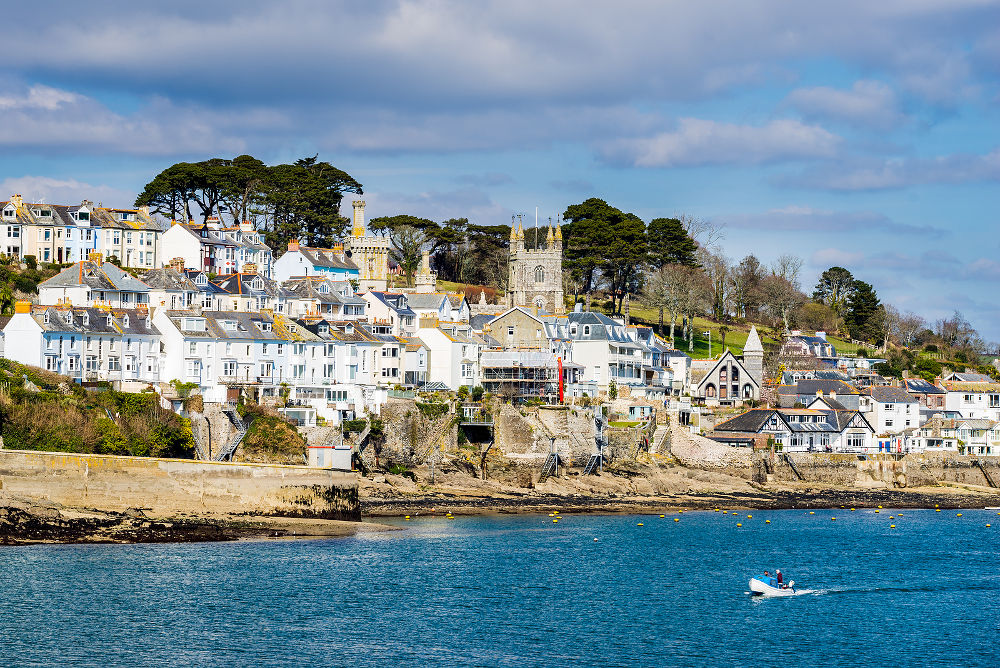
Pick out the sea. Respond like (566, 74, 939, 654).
(1, 508, 999, 667)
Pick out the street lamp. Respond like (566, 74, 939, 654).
(703, 330, 711, 357)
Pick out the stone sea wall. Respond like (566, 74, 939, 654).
(0, 449, 359, 520)
(763, 451, 1000, 490)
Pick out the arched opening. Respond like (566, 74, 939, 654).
(533, 296, 545, 309)
(534, 266, 545, 283)
(706, 384, 716, 398)
(743, 384, 753, 398)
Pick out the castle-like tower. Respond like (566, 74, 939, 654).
(345, 200, 390, 291)
(506, 217, 565, 314)
(742, 325, 764, 386)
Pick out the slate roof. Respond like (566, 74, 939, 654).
(866, 386, 918, 403)
(777, 379, 859, 396)
(41, 261, 150, 294)
(25, 306, 157, 336)
(297, 246, 358, 271)
(404, 293, 449, 310)
(904, 378, 946, 395)
(946, 372, 993, 383)
(713, 409, 776, 433)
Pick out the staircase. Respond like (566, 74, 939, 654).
(582, 453, 602, 475)
(649, 425, 669, 455)
(214, 403, 249, 462)
(783, 453, 805, 481)
(538, 453, 560, 482)
(973, 459, 997, 488)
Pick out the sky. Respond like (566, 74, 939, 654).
(0, 1, 998, 337)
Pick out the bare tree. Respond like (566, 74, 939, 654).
(896, 310, 925, 348)
(680, 214, 725, 253)
(772, 254, 804, 290)
(761, 274, 804, 334)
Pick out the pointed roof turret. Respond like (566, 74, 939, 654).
(744, 325, 763, 353)
(554, 224, 563, 240)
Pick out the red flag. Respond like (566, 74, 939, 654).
(558, 356, 564, 404)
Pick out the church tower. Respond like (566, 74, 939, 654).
(742, 325, 765, 386)
(506, 215, 565, 314)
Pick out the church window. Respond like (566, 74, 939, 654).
(583, 325, 590, 336)
(534, 266, 545, 283)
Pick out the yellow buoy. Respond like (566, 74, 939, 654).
(674, 518, 679, 522)
(957, 513, 963, 517)
(831, 517, 836, 521)
(660, 514, 665, 518)
(935, 504, 939, 508)
(714, 508, 720, 512)
(936, 509, 941, 512)
(553, 519, 558, 523)
(747, 515, 752, 519)
(765, 519, 771, 524)
(878, 505, 883, 509)
(405, 516, 410, 520)
(809, 511, 815, 515)
(889, 516, 894, 519)
(637, 523, 644, 526)
(737, 523, 742, 527)
(850, 508, 855, 511)
(890, 524, 896, 528)
(875, 510, 880, 513)
(988, 524, 992, 528)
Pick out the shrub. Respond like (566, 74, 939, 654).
(416, 401, 449, 419)
(23, 255, 36, 270)
(471, 386, 485, 402)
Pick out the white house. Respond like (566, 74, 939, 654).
(3, 302, 160, 387)
(863, 385, 920, 435)
(416, 320, 481, 390)
(362, 292, 417, 336)
(272, 240, 359, 283)
(712, 407, 875, 453)
(941, 378, 1000, 421)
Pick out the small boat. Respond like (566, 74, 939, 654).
(749, 576, 796, 596)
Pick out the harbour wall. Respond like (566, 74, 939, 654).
(0, 449, 359, 520)
(761, 452, 1000, 489)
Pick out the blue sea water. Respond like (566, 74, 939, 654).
(2, 508, 999, 667)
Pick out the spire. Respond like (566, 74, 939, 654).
(351, 200, 366, 238)
(744, 325, 763, 353)
(509, 217, 517, 242)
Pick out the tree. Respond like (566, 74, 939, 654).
(220, 154, 269, 224)
(761, 274, 804, 334)
(730, 254, 766, 320)
(647, 217, 699, 269)
(844, 280, 882, 343)
(135, 159, 231, 223)
(563, 198, 646, 313)
(813, 266, 855, 315)
(260, 157, 363, 249)
(701, 250, 731, 321)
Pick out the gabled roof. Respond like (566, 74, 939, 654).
(777, 379, 859, 396)
(713, 409, 776, 433)
(944, 372, 993, 383)
(41, 261, 150, 293)
(866, 386, 918, 404)
(295, 246, 358, 271)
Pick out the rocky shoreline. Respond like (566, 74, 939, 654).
(0, 500, 391, 546)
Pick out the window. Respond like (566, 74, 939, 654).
(583, 325, 590, 335)
(45, 356, 56, 371)
(185, 359, 200, 380)
(189, 342, 197, 355)
(885, 419, 894, 428)
(113, 232, 120, 245)
(534, 266, 545, 283)
(223, 360, 237, 377)
(108, 356, 121, 371)
(260, 362, 273, 378)
(86, 356, 98, 371)
(7, 226, 18, 238)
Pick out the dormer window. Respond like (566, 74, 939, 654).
(43, 312, 50, 324)
(2, 207, 13, 219)
(82, 313, 89, 327)
(319, 325, 329, 334)
(288, 324, 297, 333)
(251, 277, 263, 290)
(107, 315, 113, 327)
(195, 274, 208, 286)
(122, 315, 130, 327)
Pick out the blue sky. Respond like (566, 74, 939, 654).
(1, 1, 998, 337)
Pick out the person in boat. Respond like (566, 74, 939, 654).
(763, 570, 776, 587)
(776, 569, 784, 588)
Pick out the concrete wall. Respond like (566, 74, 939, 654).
(0, 449, 359, 520)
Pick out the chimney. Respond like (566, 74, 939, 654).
(288, 239, 300, 253)
(170, 257, 186, 273)
(14, 300, 31, 314)
(934, 375, 942, 388)
(137, 205, 150, 218)
(88, 251, 103, 266)
(816, 389, 824, 397)
(244, 263, 258, 275)
(10, 194, 23, 211)
(902, 370, 909, 379)
(830, 391, 837, 400)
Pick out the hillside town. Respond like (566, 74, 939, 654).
(0, 191, 997, 467)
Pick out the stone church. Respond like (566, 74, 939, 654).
(344, 200, 390, 291)
(506, 220, 565, 314)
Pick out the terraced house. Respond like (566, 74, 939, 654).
(3, 302, 160, 385)
(0, 195, 161, 267)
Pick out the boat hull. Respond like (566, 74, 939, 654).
(749, 578, 796, 596)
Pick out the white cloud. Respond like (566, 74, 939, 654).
(784, 148, 1000, 190)
(602, 118, 841, 168)
(810, 248, 865, 267)
(0, 84, 81, 111)
(0, 176, 134, 208)
(786, 80, 903, 129)
(719, 206, 947, 237)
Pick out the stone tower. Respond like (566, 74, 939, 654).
(415, 249, 436, 293)
(345, 200, 390, 291)
(506, 217, 565, 314)
(743, 325, 764, 386)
